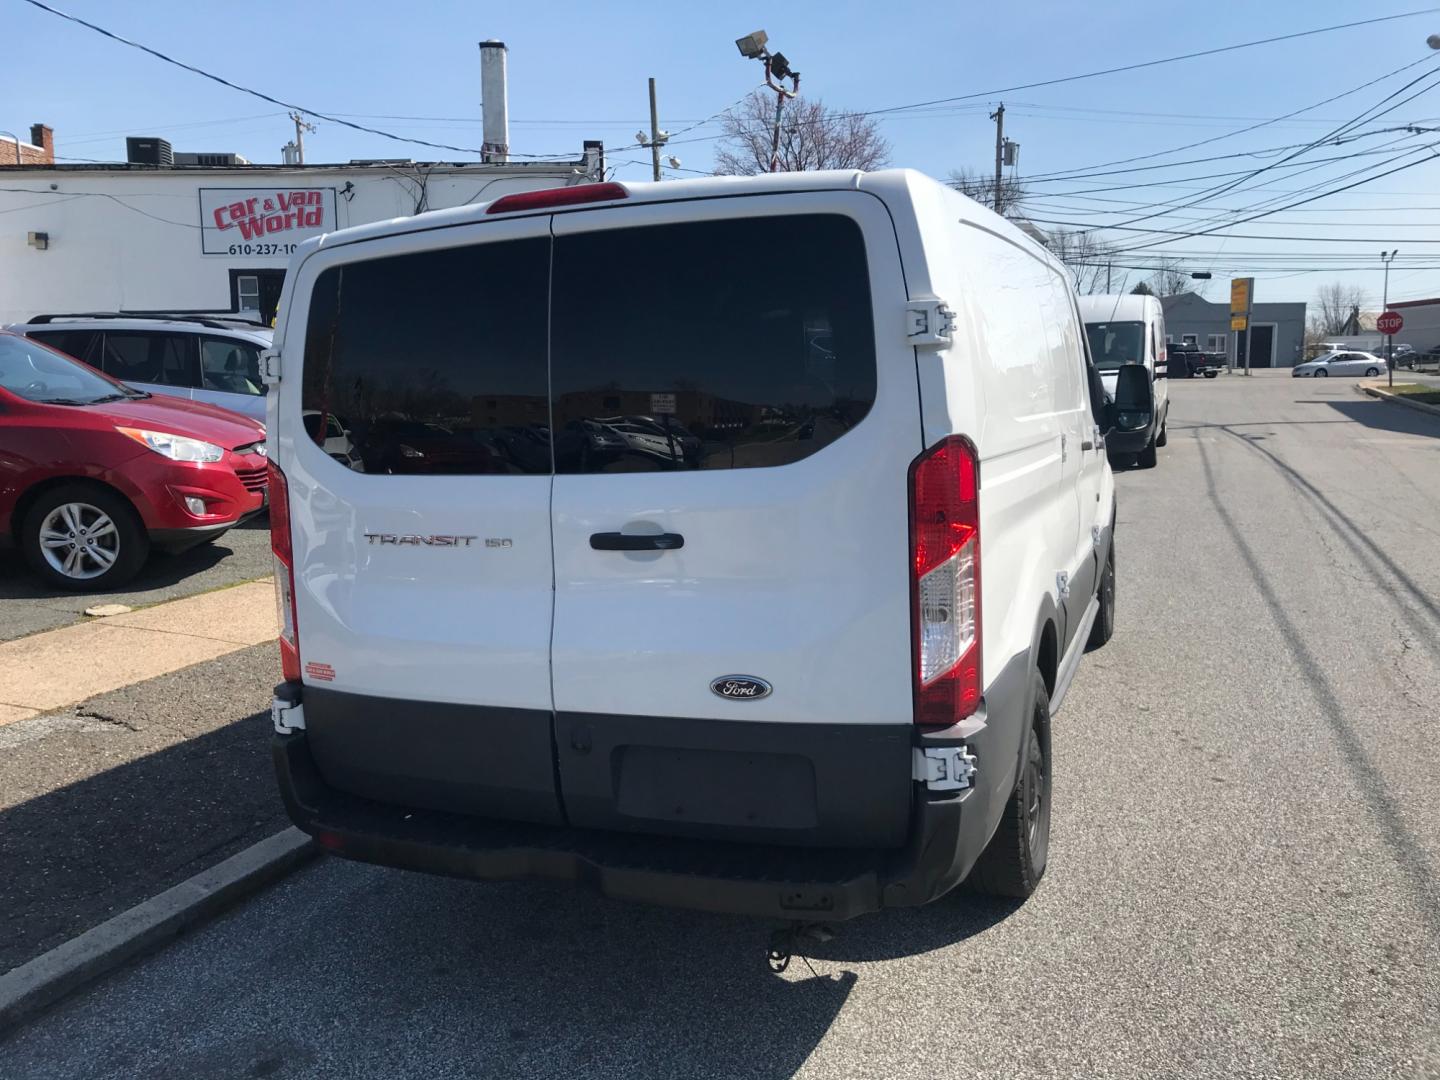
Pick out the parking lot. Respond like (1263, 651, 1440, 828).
(4, 373, 1438, 1079)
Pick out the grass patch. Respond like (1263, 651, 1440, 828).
(1383, 383, 1440, 405)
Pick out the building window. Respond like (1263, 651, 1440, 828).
(1207, 334, 1226, 352)
(236, 275, 260, 314)
(1182, 334, 1198, 346)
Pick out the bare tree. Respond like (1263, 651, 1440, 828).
(1144, 260, 1204, 298)
(713, 90, 890, 175)
(1043, 228, 1118, 294)
(1130, 281, 1154, 296)
(946, 167, 1027, 216)
(1311, 281, 1368, 336)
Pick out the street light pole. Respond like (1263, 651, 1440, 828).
(1381, 247, 1398, 387)
(735, 30, 799, 174)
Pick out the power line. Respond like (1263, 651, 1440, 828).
(15, 0, 583, 160)
(647, 14, 1440, 155)
(863, 10, 1440, 116)
(1073, 68, 1440, 233)
(1021, 55, 1440, 183)
(1109, 141, 1440, 253)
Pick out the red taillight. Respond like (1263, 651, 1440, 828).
(485, 182, 628, 215)
(909, 436, 981, 727)
(268, 461, 301, 683)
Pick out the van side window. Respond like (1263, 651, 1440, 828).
(550, 215, 876, 473)
(300, 238, 551, 476)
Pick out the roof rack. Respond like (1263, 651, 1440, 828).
(26, 312, 269, 330)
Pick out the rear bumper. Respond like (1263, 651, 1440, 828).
(274, 728, 973, 921)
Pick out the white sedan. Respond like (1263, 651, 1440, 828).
(1292, 351, 1385, 378)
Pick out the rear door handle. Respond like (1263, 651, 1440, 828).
(589, 532, 685, 551)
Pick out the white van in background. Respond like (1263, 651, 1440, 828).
(1079, 294, 1169, 468)
(265, 170, 1126, 921)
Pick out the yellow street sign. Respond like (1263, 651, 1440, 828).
(1230, 277, 1253, 315)
(1231, 315, 1248, 331)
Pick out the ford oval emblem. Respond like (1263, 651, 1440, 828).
(710, 675, 772, 701)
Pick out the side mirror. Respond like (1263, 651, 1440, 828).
(1105, 364, 1153, 434)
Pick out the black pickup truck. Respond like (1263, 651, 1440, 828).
(1166, 342, 1223, 378)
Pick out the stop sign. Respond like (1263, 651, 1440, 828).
(1377, 309, 1404, 335)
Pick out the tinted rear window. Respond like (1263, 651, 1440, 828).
(301, 238, 551, 475)
(550, 215, 875, 473)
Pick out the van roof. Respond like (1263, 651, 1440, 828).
(294, 169, 1055, 269)
(1076, 294, 1159, 323)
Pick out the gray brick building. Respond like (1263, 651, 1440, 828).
(1160, 292, 1307, 369)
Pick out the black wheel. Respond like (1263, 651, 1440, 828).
(970, 673, 1052, 899)
(1314, 368, 1328, 378)
(21, 483, 148, 591)
(1155, 422, 1168, 448)
(1365, 367, 1379, 377)
(1087, 542, 1115, 651)
(1137, 437, 1157, 469)
(1203, 370, 1218, 379)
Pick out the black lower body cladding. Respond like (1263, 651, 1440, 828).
(278, 658, 1035, 920)
(301, 686, 912, 846)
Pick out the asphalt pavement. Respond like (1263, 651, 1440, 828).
(0, 515, 271, 643)
(5, 373, 1440, 1079)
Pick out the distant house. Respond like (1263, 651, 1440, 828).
(1160, 292, 1307, 369)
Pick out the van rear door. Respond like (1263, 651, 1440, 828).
(546, 193, 920, 845)
(281, 217, 562, 824)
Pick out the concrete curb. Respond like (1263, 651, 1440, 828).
(1357, 382, 1440, 419)
(0, 827, 317, 1035)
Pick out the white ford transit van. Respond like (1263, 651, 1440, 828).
(1078, 293, 1169, 468)
(266, 170, 1119, 921)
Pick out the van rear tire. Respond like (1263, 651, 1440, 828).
(1155, 422, 1168, 448)
(969, 673, 1051, 899)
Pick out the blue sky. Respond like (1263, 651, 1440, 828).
(4, 0, 1440, 306)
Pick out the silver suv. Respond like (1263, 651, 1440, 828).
(6, 314, 271, 422)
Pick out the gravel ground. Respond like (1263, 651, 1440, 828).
(4, 374, 1439, 1079)
(0, 515, 271, 643)
(0, 643, 285, 972)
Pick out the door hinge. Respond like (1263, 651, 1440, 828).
(272, 696, 305, 734)
(1056, 570, 1071, 600)
(259, 349, 282, 385)
(913, 746, 978, 792)
(1091, 524, 1101, 549)
(1061, 432, 1069, 463)
(904, 298, 957, 348)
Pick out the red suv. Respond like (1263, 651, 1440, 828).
(0, 331, 267, 589)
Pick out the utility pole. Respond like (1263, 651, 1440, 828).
(289, 111, 316, 166)
(990, 103, 1005, 213)
(648, 78, 662, 182)
(1106, 261, 1112, 293)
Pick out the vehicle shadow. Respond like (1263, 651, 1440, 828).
(0, 709, 286, 974)
(0, 540, 237, 602)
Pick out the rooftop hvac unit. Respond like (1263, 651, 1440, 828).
(125, 137, 173, 165)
